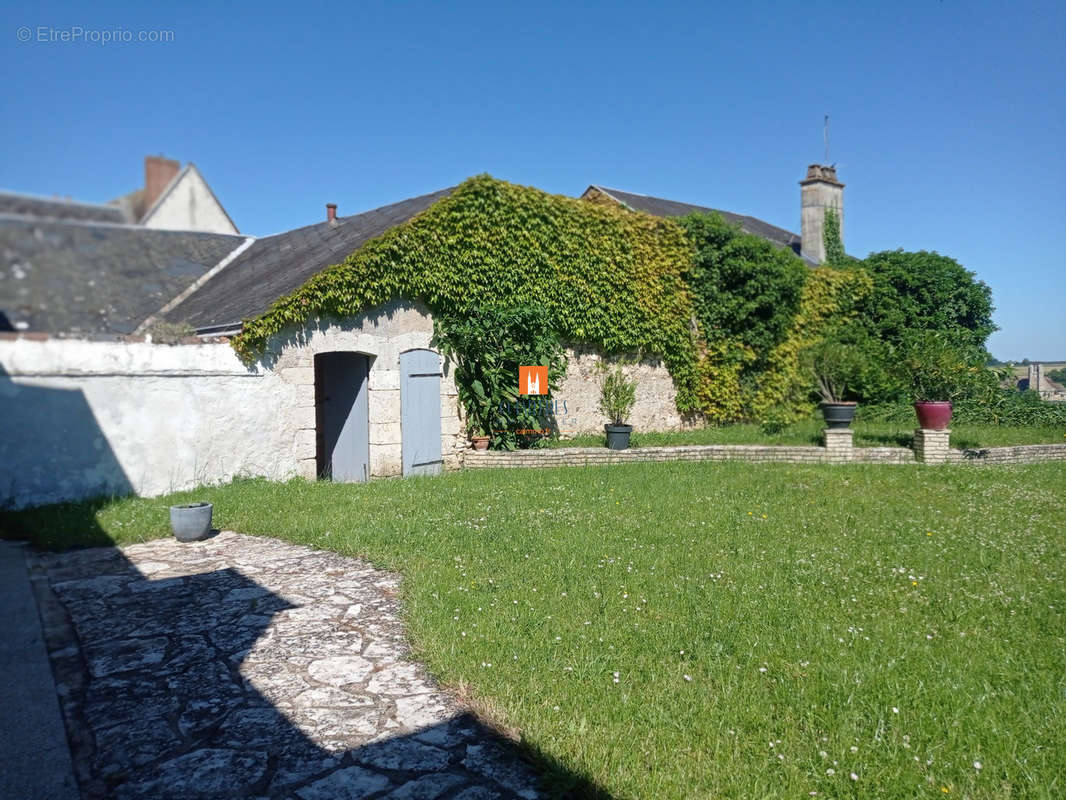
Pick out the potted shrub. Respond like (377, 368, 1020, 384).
(170, 502, 213, 542)
(802, 326, 867, 429)
(599, 364, 637, 450)
(895, 331, 981, 430)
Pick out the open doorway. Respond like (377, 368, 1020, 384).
(314, 352, 370, 482)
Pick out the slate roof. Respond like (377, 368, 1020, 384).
(0, 218, 244, 335)
(586, 185, 815, 265)
(164, 187, 454, 331)
(0, 190, 130, 225)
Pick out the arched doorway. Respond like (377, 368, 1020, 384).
(314, 352, 370, 482)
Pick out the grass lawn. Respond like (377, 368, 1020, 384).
(547, 419, 1066, 450)
(4, 462, 1065, 798)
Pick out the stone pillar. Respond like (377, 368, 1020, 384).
(822, 428, 854, 462)
(913, 429, 950, 464)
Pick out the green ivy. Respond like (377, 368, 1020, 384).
(233, 175, 702, 412)
(432, 305, 566, 450)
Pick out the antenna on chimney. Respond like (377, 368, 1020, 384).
(824, 114, 830, 164)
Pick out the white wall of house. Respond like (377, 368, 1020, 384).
(0, 300, 462, 508)
(142, 166, 238, 235)
(0, 337, 296, 507)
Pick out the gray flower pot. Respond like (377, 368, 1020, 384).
(605, 424, 633, 450)
(820, 401, 857, 429)
(169, 502, 213, 542)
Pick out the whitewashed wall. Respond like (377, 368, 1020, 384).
(0, 337, 296, 507)
(0, 301, 463, 508)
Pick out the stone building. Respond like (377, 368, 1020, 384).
(1, 164, 843, 507)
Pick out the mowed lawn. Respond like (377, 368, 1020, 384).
(4, 462, 1065, 798)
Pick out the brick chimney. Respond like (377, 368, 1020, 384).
(143, 155, 180, 215)
(326, 203, 337, 223)
(800, 164, 844, 263)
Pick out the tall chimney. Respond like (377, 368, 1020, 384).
(143, 155, 180, 216)
(326, 203, 337, 223)
(800, 164, 844, 264)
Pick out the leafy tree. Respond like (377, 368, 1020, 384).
(855, 249, 996, 353)
(678, 212, 808, 371)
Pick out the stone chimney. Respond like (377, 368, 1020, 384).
(143, 155, 180, 215)
(800, 164, 844, 263)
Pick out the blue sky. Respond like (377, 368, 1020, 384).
(2, 0, 1063, 359)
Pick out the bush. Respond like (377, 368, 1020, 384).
(801, 321, 868, 402)
(678, 212, 807, 372)
(432, 305, 566, 450)
(855, 249, 996, 353)
(893, 330, 993, 402)
(598, 364, 637, 425)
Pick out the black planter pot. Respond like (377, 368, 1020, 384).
(820, 401, 857, 429)
(605, 424, 633, 450)
(170, 502, 213, 542)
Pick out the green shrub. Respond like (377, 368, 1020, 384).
(855, 249, 996, 353)
(432, 305, 566, 450)
(893, 330, 992, 402)
(677, 212, 807, 373)
(598, 364, 637, 425)
(800, 321, 868, 402)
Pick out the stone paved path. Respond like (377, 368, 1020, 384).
(28, 532, 541, 799)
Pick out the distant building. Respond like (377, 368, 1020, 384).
(1020, 363, 1066, 402)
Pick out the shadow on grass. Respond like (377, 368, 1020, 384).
(0, 496, 123, 550)
(21, 535, 610, 799)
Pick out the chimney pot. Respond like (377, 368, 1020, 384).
(326, 203, 337, 222)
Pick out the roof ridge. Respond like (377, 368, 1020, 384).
(0, 212, 246, 238)
(0, 188, 124, 211)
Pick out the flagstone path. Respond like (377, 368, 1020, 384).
(28, 531, 541, 799)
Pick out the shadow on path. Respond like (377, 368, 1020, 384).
(27, 536, 608, 799)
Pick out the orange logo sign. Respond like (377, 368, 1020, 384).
(519, 366, 548, 395)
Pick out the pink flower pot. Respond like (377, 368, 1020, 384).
(914, 401, 952, 430)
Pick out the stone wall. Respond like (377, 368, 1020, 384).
(947, 443, 1066, 464)
(464, 443, 914, 469)
(0, 336, 297, 507)
(462, 438, 1066, 471)
(0, 300, 463, 507)
(263, 300, 465, 478)
(555, 346, 689, 434)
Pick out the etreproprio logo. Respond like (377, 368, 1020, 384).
(503, 366, 576, 434)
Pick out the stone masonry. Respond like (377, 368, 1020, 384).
(912, 429, 951, 465)
(28, 532, 541, 799)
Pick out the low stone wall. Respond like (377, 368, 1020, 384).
(948, 443, 1066, 464)
(464, 443, 915, 469)
(462, 437, 1066, 471)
